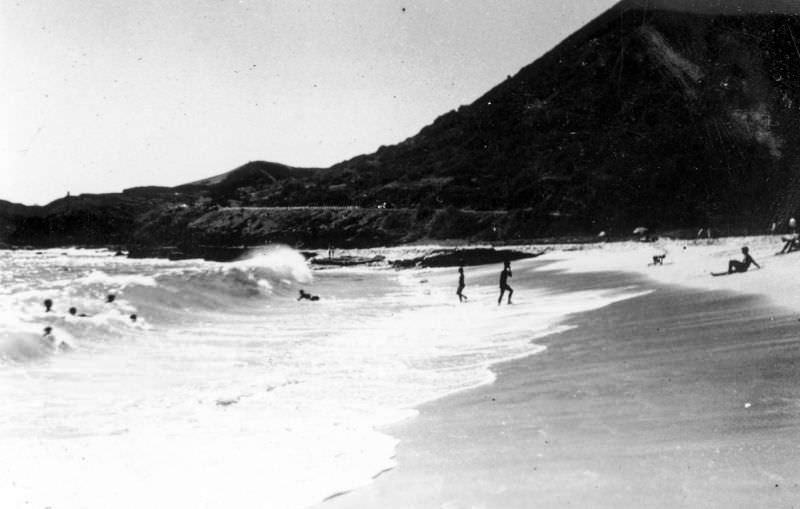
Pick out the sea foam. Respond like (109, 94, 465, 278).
(0, 248, 647, 508)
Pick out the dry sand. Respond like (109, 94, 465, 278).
(319, 238, 800, 508)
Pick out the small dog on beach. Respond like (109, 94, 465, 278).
(651, 254, 666, 265)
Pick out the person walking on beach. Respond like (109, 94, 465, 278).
(727, 246, 760, 274)
(456, 266, 468, 303)
(498, 260, 513, 305)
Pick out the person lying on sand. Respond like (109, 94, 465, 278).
(498, 260, 513, 305)
(727, 246, 760, 274)
(456, 267, 468, 303)
(297, 289, 320, 302)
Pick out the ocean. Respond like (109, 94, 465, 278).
(0, 246, 646, 508)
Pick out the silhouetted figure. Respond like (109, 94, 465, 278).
(129, 314, 137, 323)
(456, 267, 468, 303)
(779, 217, 798, 254)
(106, 294, 116, 303)
(498, 261, 513, 305)
(298, 289, 320, 302)
(43, 299, 53, 312)
(68, 307, 89, 317)
(728, 247, 760, 274)
(43, 326, 69, 350)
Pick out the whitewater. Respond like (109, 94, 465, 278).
(0, 246, 647, 508)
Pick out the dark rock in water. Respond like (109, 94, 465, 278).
(392, 248, 544, 268)
(127, 245, 248, 262)
(311, 255, 386, 267)
(127, 246, 185, 260)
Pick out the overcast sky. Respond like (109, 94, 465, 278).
(2, 0, 619, 205)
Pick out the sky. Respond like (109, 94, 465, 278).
(1, 0, 618, 205)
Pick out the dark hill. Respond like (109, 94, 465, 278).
(175, 161, 318, 202)
(6, 0, 800, 249)
(9, 193, 160, 247)
(0, 200, 43, 244)
(324, 0, 800, 232)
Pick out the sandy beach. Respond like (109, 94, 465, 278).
(320, 238, 800, 508)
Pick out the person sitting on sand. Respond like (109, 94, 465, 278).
(456, 267, 468, 303)
(728, 246, 760, 274)
(297, 289, 320, 302)
(68, 307, 89, 317)
(498, 261, 513, 305)
(44, 299, 53, 312)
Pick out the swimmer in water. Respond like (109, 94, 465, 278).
(456, 267, 468, 303)
(297, 289, 320, 301)
(42, 326, 70, 350)
(129, 314, 137, 323)
(68, 307, 89, 317)
(44, 299, 53, 312)
(106, 294, 116, 303)
(498, 260, 513, 305)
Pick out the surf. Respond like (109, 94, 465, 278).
(0, 245, 312, 362)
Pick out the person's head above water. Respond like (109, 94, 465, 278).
(43, 326, 52, 334)
(44, 299, 53, 312)
(129, 314, 137, 322)
(69, 307, 77, 316)
(106, 294, 116, 303)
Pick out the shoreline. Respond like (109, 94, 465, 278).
(317, 265, 800, 508)
(4, 240, 799, 507)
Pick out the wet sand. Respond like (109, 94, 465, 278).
(320, 269, 800, 508)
